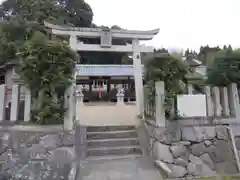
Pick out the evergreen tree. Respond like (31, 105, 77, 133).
(223, 45, 227, 50)
(206, 50, 240, 86)
(227, 44, 233, 54)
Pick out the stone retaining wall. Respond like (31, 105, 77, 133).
(235, 134, 240, 157)
(231, 125, 240, 169)
(144, 121, 238, 178)
(0, 127, 76, 180)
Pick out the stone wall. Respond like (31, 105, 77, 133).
(144, 121, 238, 178)
(231, 125, 240, 167)
(0, 127, 76, 180)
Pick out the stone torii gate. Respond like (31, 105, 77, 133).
(44, 22, 159, 129)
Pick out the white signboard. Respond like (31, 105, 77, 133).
(177, 95, 207, 117)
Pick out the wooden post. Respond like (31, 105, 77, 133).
(24, 87, 31, 122)
(155, 81, 165, 127)
(107, 80, 110, 93)
(0, 85, 6, 121)
(10, 84, 20, 122)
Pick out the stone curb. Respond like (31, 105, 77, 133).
(0, 125, 72, 132)
(165, 174, 240, 180)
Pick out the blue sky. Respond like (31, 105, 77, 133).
(87, 0, 240, 51)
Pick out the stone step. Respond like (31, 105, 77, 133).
(86, 125, 135, 132)
(87, 145, 142, 157)
(87, 130, 137, 140)
(87, 138, 139, 148)
(86, 154, 141, 161)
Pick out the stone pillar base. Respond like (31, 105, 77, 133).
(64, 120, 73, 131)
(76, 95, 84, 105)
(116, 94, 124, 105)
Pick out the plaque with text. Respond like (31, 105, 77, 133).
(101, 30, 112, 48)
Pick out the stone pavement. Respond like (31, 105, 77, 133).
(78, 156, 163, 180)
(76, 103, 138, 126)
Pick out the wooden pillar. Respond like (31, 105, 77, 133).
(107, 80, 110, 92)
(10, 84, 20, 122)
(128, 78, 131, 89)
(89, 80, 92, 91)
(107, 80, 111, 101)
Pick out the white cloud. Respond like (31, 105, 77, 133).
(1, 0, 239, 51)
(87, 0, 240, 51)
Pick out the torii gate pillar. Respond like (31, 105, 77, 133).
(132, 39, 144, 116)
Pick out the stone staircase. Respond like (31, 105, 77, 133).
(86, 125, 142, 160)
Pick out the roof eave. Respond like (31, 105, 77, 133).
(44, 21, 160, 37)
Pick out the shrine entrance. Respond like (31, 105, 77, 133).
(76, 76, 136, 102)
(44, 22, 159, 127)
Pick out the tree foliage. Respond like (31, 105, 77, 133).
(0, 0, 93, 26)
(0, 0, 93, 65)
(144, 50, 188, 116)
(0, 0, 130, 66)
(0, 0, 134, 124)
(206, 50, 240, 86)
(16, 32, 76, 124)
(0, 0, 92, 124)
(197, 45, 233, 66)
